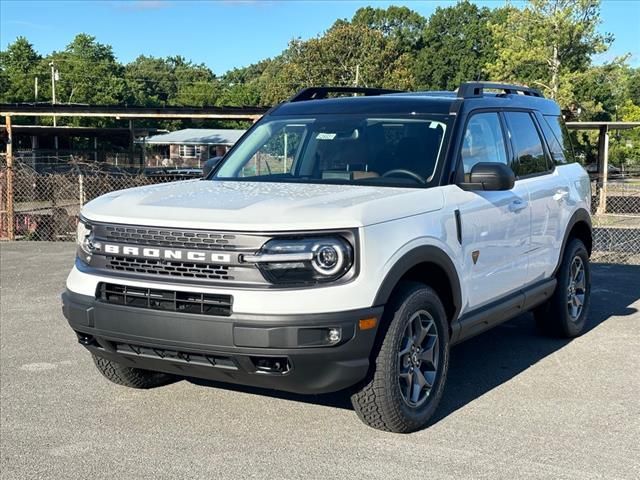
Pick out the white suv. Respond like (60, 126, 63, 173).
(63, 83, 592, 433)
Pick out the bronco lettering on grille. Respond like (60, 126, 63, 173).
(101, 244, 232, 264)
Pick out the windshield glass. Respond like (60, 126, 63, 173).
(213, 114, 450, 187)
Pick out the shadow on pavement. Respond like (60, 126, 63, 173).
(188, 264, 640, 419)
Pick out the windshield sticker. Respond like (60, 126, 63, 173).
(316, 133, 337, 140)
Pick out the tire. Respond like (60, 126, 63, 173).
(92, 354, 177, 389)
(350, 282, 450, 433)
(534, 238, 591, 338)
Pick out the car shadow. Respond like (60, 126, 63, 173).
(187, 264, 640, 420)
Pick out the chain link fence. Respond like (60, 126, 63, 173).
(0, 155, 200, 241)
(591, 179, 640, 264)
(1, 155, 639, 264)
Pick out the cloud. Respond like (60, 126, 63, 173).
(115, 1, 172, 11)
(5, 20, 51, 30)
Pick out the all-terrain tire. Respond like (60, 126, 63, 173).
(534, 238, 591, 338)
(92, 354, 177, 389)
(350, 282, 450, 433)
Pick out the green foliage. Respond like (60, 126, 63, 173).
(50, 34, 126, 107)
(413, 1, 501, 90)
(351, 6, 426, 52)
(0, 0, 637, 152)
(0, 37, 42, 103)
(487, 0, 612, 105)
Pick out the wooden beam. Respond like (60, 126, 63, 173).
(5, 115, 14, 240)
(0, 104, 267, 121)
(0, 111, 262, 120)
(596, 125, 609, 215)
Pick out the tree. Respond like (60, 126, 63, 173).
(413, 1, 500, 91)
(124, 55, 177, 106)
(257, 24, 388, 103)
(351, 6, 426, 52)
(487, 0, 612, 104)
(48, 34, 126, 109)
(0, 37, 42, 103)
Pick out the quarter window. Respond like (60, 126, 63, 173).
(541, 115, 576, 165)
(504, 112, 550, 177)
(460, 112, 508, 175)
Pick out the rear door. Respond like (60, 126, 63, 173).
(455, 111, 530, 310)
(503, 111, 565, 284)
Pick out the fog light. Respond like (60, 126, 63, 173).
(327, 328, 342, 344)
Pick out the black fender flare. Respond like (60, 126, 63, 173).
(373, 245, 462, 322)
(553, 208, 592, 276)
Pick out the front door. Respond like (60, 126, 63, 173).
(454, 111, 530, 311)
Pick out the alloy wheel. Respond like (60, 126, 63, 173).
(397, 310, 439, 408)
(567, 255, 586, 321)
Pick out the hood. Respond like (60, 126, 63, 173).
(82, 180, 444, 231)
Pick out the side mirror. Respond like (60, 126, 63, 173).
(459, 162, 515, 191)
(202, 156, 223, 177)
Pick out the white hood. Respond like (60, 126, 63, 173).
(82, 180, 444, 231)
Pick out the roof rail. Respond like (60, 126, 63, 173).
(289, 86, 401, 102)
(457, 82, 543, 99)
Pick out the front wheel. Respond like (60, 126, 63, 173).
(350, 283, 449, 433)
(534, 238, 591, 338)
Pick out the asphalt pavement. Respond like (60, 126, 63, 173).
(1, 242, 639, 479)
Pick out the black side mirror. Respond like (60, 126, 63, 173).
(202, 156, 223, 177)
(458, 162, 515, 191)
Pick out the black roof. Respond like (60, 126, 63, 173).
(272, 83, 561, 117)
(272, 94, 456, 116)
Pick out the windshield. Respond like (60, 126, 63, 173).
(213, 114, 450, 187)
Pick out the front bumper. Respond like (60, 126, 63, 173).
(62, 289, 383, 395)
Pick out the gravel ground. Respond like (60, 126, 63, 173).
(1, 242, 639, 480)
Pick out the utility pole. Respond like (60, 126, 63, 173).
(49, 61, 59, 155)
(354, 65, 360, 89)
(33, 76, 39, 166)
(49, 62, 57, 125)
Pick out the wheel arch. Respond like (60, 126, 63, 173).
(373, 245, 462, 326)
(554, 208, 592, 276)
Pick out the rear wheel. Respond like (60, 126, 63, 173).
(534, 238, 591, 338)
(350, 283, 449, 433)
(92, 354, 177, 389)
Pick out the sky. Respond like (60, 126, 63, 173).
(1, 0, 639, 74)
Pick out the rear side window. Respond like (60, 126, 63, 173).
(541, 115, 576, 165)
(460, 112, 508, 175)
(504, 112, 550, 177)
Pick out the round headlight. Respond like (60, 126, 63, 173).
(312, 242, 346, 276)
(246, 236, 354, 285)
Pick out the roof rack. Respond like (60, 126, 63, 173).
(289, 86, 401, 102)
(457, 82, 543, 99)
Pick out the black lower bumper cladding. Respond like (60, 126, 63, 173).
(62, 288, 383, 395)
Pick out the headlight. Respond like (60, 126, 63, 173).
(243, 236, 354, 285)
(76, 219, 94, 257)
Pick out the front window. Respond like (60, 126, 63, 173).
(213, 114, 450, 187)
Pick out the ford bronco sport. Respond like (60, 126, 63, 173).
(62, 82, 592, 433)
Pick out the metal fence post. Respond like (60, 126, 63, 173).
(79, 172, 84, 208)
(5, 114, 15, 240)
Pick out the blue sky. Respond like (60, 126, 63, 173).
(1, 0, 638, 74)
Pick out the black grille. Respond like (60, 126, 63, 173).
(106, 256, 233, 281)
(97, 283, 233, 316)
(114, 343, 237, 370)
(103, 225, 239, 250)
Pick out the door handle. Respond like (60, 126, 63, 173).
(509, 199, 528, 212)
(553, 188, 569, 202)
